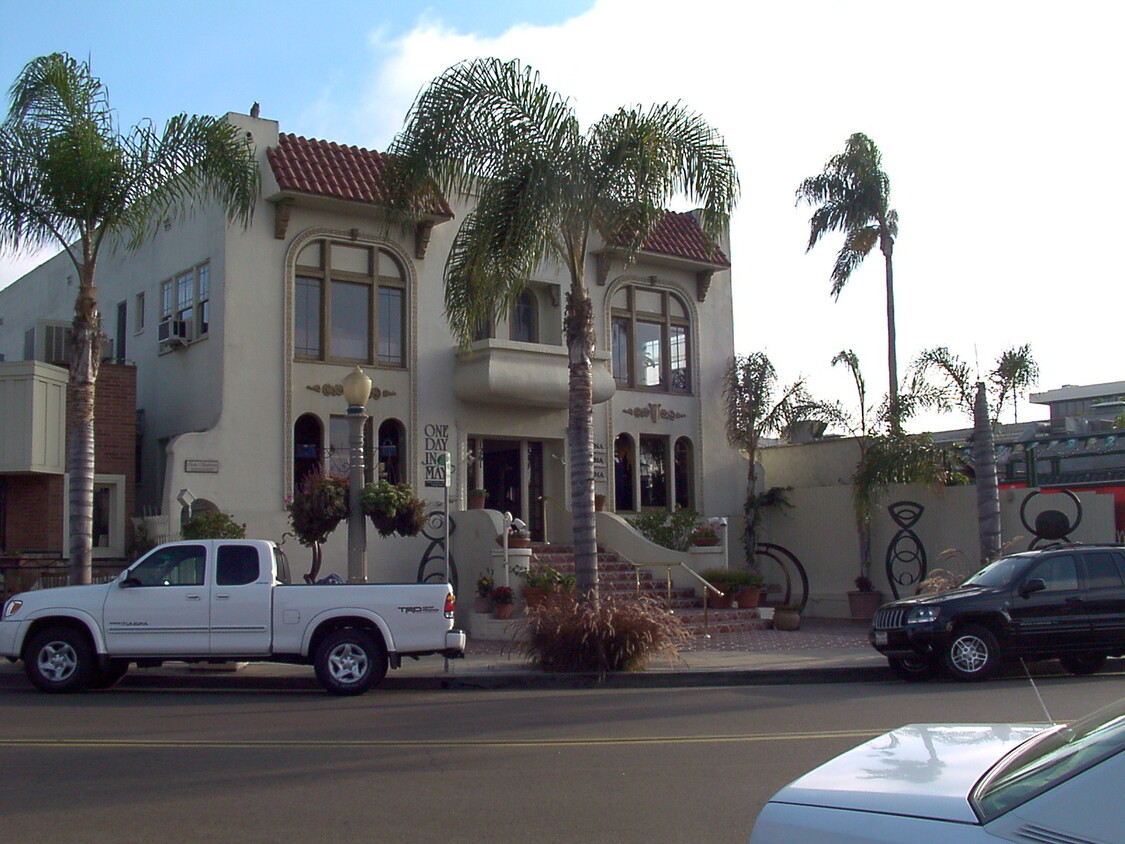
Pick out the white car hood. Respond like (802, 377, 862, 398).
(771, 724, 1047, 824)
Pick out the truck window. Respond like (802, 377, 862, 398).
(217, 545, 260, 586)
(130, 545, 207, 586)
(273, 547, 292, 585)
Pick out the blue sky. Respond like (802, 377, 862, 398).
(2, 0, 1123, 430)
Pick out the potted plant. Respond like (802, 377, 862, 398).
(724, 568, 765, 608)
(490, 585, 514, 619)
(468, 488, 487, 510)
(772, 603, 802, 631)
(285, 469, 348, 583)
(701, 568, 733, 608)
(497, 522, 532, 549)
(689, 524, 721, 547)
(474, 569, 495, 614)
(848, 575, 885, 621)
(359, 481, 427, 538)
(594, 493, 606, 512)
(518, 565, 561, 608)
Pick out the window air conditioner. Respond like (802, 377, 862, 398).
(158, 319, 188, 348)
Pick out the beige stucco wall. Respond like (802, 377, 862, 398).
(756, 438, 1117, 617)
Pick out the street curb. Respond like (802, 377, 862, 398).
(0, 663, 892, 693)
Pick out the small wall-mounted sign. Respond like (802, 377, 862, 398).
(621, 404, 686, 424)
(184, 459, 220, 474)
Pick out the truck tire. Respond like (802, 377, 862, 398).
(87, 659, 130, 690)
(24, 627, 95, 693)
(1059, 653, 1107, 676)
(888, 655, 939, 682)
(314, 629, 387, 696)
(944, 624, 1001, 681)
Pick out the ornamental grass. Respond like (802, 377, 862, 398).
(511, 594, 691, 675)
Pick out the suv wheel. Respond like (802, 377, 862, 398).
(1059, 653, 1107, 676)
(944, 624, 1001, 681)
(888, 656, 939, 682)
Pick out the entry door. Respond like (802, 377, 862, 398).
(482, 439, 523, 519)
(103, 544, 210, 655)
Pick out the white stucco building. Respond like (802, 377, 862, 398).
(0, 109, 744, 583)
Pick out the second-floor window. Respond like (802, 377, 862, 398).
(160, 262, 210, 342)
(294, 240, 406, 367)
(611, 285, 691, 393)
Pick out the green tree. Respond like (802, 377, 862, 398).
(722, 352, 817, 562)
(797, 133, 901, 425)
(911, 344, 1039, 562)
(389, 58, 738, 600)
(0, 53, 260, 585)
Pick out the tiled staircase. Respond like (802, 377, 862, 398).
(531, 543, 770, 636)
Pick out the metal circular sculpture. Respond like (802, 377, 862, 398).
(416, 509, 458, 593)
(754, 542, 810, 613)
(885, 501, 928, 600)
(1019, 489, 1083, 549)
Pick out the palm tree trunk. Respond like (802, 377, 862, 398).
(883, 250, 899, 430)
(973, 382, 1002, 563)
(565, 287, 598, 602)
(68, 269, 100, 586)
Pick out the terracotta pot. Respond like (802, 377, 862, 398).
(493, 603, 514, 620)
(468, 492, 486, 510)
(497, 535, 532, 548)
(735, 587, 761, 608)
(691, 537, 721, 547)
(773, 608, 801, 631)
(594, 496, 606, 512)
(847, 590, 885, 621)
(522, 586, 548, 608)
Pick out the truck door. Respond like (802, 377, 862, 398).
(209, 544, 273, 655)
(102, 543, 210, 655)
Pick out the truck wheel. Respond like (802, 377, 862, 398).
(888, 656, 939, 682)
(1059, 653, 1107, 676)
(315, 629, 387, 696)
(24, 627, 95, 693)
(944, 624, 1000, 681)
(87, 659, 130, 690)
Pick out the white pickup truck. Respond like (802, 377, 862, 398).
(0, 539, 466, 695)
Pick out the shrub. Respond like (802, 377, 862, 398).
(181, 510, 246, 540)
(628, 507, 698, 551)
(511, 595, 691, 675)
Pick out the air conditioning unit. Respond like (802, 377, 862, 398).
(158, 319, 188, 348)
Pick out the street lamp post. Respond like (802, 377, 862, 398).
(343, 366, 372, 584)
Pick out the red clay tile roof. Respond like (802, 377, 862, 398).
(267, 133, 453, 218)
(639, 212, 730, 267)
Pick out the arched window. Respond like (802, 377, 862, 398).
(510, 289, 538, 343)
(614, 434, 636, 512)
(610, 285, 691, 393)
(294, 240, 407, 367)
(294, 413, 323, 489)
(674, 437, 694, 511)
(377, 418, 406, 485)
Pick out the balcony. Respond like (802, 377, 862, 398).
(453, 340, 616, 409)
(0, 361, 67, 474)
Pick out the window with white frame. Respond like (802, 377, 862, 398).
(294, 240, 407, 367)
(159, 262, 211, 342)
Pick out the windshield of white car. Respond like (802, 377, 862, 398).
(962, 555, 1032, 588)
(972, 698, 1125, 822)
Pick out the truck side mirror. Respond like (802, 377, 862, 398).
(120, 576, 143, 588)
(1019, 578, 1046, 598)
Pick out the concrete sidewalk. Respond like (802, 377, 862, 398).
(1, 618, 891, 692)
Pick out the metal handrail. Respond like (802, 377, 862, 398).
(605, 544, 722, 637)
(538, 494, 571, 543)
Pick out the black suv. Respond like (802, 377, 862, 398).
(870, 544, 1125, 681)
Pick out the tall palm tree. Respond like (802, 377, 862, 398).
(797, 133, 900, 423)
(389, 58, 738, 600)
(911, 344, 1040, 562)
(0, 53, 260, 585)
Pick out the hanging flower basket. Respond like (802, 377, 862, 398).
(359, 481, 427, 538)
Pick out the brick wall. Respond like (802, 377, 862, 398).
(1, 363, 137, 554)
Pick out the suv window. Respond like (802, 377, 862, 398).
(1084, 551, 1125, 590)
(1028, 555, 1079, 592)
(964, 555, 1031, 588)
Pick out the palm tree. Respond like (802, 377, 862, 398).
(388, 58, 738, 601)
(0, 53, 260, 585)
(797, 133, 900, 423)
(911, 345, 1040, 562)
(722, 352, 815, 562)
